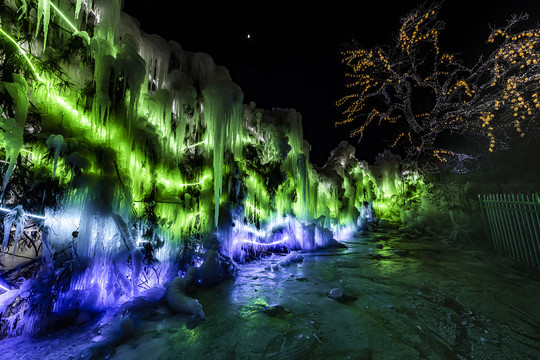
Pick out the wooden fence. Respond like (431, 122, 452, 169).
(478, 193, 540, 268)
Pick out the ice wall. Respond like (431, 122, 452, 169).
(0, 0, 426, 337)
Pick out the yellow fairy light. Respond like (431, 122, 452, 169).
(338, 3, 540, 163)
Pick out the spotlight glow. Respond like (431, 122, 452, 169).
(0, 207, 46, 220)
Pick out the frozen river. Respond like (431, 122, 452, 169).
(2, 228, 540, 359)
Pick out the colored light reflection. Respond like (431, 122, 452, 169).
(0, 206, 46, 220)
(0, 27, 43, 82)
(240, 237, 288, 247)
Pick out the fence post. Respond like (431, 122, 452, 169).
(512, 193, 532, 265)
(478, 194, 493, 248)
(522, 193, 540, 267)
(490, 194, 506, 256)
(533, 193, 540, 266)
(498, 194, 518, 260)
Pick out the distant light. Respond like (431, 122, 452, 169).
(247, 33, 251, 39)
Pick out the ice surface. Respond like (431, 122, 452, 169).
(1, 231, 539, 359)
(277, 251, 304, 267)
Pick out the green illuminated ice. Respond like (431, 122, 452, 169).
(0, 0, 426, 258)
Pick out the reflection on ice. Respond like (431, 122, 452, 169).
(0, 230, 539, 359)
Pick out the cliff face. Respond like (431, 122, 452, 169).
(0, 0, 425, 336)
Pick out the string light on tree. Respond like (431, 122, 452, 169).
(337, 3, 540, 169)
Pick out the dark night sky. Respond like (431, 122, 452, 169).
(122, 1, 540, 166)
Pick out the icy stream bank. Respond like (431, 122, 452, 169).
(1, 229, 539, 359)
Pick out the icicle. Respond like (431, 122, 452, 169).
(297, 153, 308, 221)
(168, 41, 188, 73)
(287, 110, 304, 154)
(190, 52, 216, 90)
(90, 37, 115, 124)
(202, 80, 243, 227)
(75, 0, 84, 18)
(167, 70, 197, 150)
(113, 256, 132, 295)
(140, 33, 170, 94)
(16, 0, 28, 21)
(144, 89, 173, 145)
(0, 119, 22, 198)
(46, 134, 65, 178)
(93, 0, 121, 42)
(41, 220, 54, 262)
(115, 33, 145, 122)
(1, 216, 14, 254)
(1, 206, 26, 258)
(36, 0, 51, 49)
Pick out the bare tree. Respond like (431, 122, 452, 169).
(337, 3, 540, 168)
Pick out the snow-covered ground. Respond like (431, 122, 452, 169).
(1, 229, 539, 359)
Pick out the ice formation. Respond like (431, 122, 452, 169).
(166, 267, 204, 318)
(0, 0, 427, 337)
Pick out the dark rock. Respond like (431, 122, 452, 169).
(329, 288, 343, 300)
(263, 304, 288, 317)
(328, 288, 357, 303)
